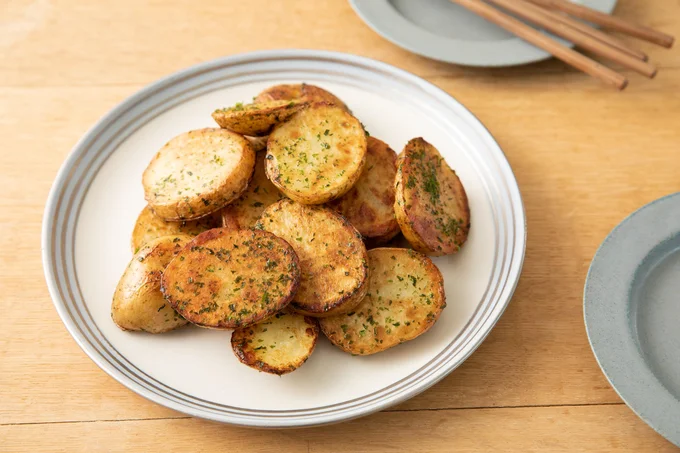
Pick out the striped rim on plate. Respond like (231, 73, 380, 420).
(42, 50, 526, 427)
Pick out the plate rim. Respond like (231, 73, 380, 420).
(584, 192, 680, 447)
(42, 49, 526, 427)
(349, 0, 618, 67)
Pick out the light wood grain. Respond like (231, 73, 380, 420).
(1, 0, 680, 89)
(2, 0, 680, 451)
(1, 405, 677, 453)
(527, 0, 675, 48)
(3, 72, 680, 424)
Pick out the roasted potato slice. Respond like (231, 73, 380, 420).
(319, 248, 446, 355)
(328, 136, 399, 243)
(142, 128, 255, 221)
(255, 83, 350, 112)
(112, 234, 192, 333)
(256, 199, 369, 317)
(266, 103, 367, 205)
(221, 151, 282, 230)
(394, 138, 470, 256)
(231, 310, 319, 375)
(212, 100, 306, 137)
(131, 205, 221, 253)
(161, 228, 300, 329)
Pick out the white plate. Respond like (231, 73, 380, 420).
(350, 0, 618, 67)
(42, 50, 526, 427)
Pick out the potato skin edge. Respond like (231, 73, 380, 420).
(327, 136, 400, 241)
(319, 247, 446, 355)
(255, 83, 350, 112)
(257, 199, 370, 317)
(143, 128, 256, 221)
(212, 101, 307, 137)
(394, 138, 470, 256)
(112, 234, 193, 334)
(291, 273, 368, 318)
(231, 316, 320, 375)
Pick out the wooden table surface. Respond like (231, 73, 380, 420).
(2, 0, 680, 451)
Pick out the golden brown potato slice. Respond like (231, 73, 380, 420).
(212, 100, 306, 137)
(319, 248, 446, 355)
(220, 152, 282, 230)
(142, 128, 255, 221)
(161, 228, 300, 329)
(266, 103, 367, 205)
(255, 83, 350, 112)
(112, 234, 192, 333)
(231, 310, 319, 375)
(394, 138, 470, 256)
(327, 136, 399, 243)
(131, 205, 221, 253)
(256, 199, 369, 317)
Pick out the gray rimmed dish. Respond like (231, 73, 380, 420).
(350, 0, 618, 67)
(585, 192, 680, 446)
(42, 49, 526, 427)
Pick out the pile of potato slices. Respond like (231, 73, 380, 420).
(112, 83, 471, 375)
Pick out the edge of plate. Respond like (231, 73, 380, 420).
(584, 192, 680, 447)
(349, 0, 618, 67)
(42, 49, 526, 427)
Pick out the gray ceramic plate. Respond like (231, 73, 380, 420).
(350, 0, 618, 67)
(585, 193, 680, 447)
(42, 50, 526, 427)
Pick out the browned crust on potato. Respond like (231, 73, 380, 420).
(265, 103, 367, 205)
(212, 100, 307, 136)
(220, 151, 282, 230)
(294, 271, 368, 318)
(255, 83, 350, 112)
(131, 205, 221, 253)
(142, 128, 256, 221)
(327, 136, 400, 242)
(319, 248, 446, 355)
(256, 199, 369, 317)
(394, 138, 470, 256)
(112, 234, 193, 333)
(161, 228, 300, 329)
(231, 311, 320, 375)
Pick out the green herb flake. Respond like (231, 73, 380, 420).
(406, 175, 416, 189)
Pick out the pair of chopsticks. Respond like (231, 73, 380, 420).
(451, 0, 675, 90)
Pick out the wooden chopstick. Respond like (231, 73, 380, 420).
(526, 0, 675, 48)
(531, 5, 648, 62)
(450, 0, 628, 89)
(484, 0, 657, 78)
